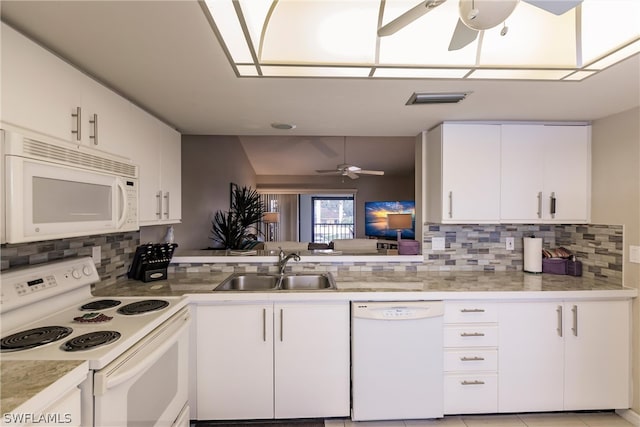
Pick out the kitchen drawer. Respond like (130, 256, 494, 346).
(444, 349, 498, 372)
(444, 325, 498, 348)
(444, 302, 498, 324)
(444, 374, 498, 414)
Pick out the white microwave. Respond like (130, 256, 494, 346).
(2, 129, 139, 243)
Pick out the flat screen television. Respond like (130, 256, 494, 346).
(364, 200, 415, 239)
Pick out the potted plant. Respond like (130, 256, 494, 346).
(210, 185, 265, 249)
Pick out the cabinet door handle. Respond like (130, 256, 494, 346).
(448, 191, 453, 218)
(537, 191, 543, 219)
(550, 192, 557, 218)
(164, 192, 170, 218)
(460, 332, 485, 337)
(571, 305, 578, 336)
(280, 309, 284, 342)
(71, 106, 82, 141)
(557, 305, 563, 337)
(460, 356, 485, 362)
(89, 113, 98, 145)
(156, 191, 163, 218)
(262, 308, 266, 342)
(461, 380, 485, 386)
(461, 308, 485, 313)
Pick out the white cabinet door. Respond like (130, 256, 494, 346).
(128, 104, 181, 225)
(427, 123, 501, 223)
(274, 302, 350, 418)
(157, 123, 182, 223)
(79, 73, 134, 156)
(1, 23, 80, 142)
(541, 126, 590, 223)
(564, 300, 631, 410)
(498, 302, 564, 412)
(501, 125, 590, 223)
(196, 305, 274, 420)
(499, 300, 631, 413)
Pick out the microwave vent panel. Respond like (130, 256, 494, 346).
(22, 138, 138, 178)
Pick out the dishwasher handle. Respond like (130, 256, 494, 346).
(352, 301, 444, 320)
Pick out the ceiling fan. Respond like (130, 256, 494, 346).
(316, 138, 385, 180)
(377, 0, 583, 51)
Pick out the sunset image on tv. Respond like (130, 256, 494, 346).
(365, 201, 415, 239)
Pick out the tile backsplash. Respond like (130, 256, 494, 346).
(0, 231, 139, 291)
(0, 224, 624, 288)
(422, 223, 623, 282)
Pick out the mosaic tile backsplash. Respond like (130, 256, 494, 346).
(0, 224, 624, 287)
(0, 231, 140, 291)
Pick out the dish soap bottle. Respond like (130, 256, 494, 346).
(164, 225, 175, 244)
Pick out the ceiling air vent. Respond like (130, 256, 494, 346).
(406, 92, 470, 105)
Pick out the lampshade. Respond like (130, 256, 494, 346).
(387, 213, 412, 229)
(263, 212, 280, 224)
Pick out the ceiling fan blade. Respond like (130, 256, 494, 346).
(378, 0, 447, 37)
(315, 169, 341, 174)
(358, 170, 385, 176)
(448, 17, 479, 51)
(346, 172, 360, 180)
(523, 0, 582, 15)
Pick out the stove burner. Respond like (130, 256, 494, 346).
(1, 326, 73, 352)
(61, 331, 121, 352)
(117, 299, 169, 315)
(73, 312, 113, 323)
(80, 299, 121, 311)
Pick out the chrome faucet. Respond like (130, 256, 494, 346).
(278, 248, 300, 275)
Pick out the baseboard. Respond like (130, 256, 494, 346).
(617, 409, 640, 426)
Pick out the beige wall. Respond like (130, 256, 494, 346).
(591, 107, 640, 414)
(174, 135, 257, 250)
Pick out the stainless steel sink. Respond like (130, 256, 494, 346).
(213, 272, 336, 291)
(279, 273, 335, 290)
(214, 274, 280, 291)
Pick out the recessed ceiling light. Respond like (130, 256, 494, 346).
(406, 92, 470, 105)
(271, 123, 296, 130)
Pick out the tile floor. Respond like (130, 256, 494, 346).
(324, 412, 636, 427)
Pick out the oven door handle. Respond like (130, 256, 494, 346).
(94, 308, 190, 395)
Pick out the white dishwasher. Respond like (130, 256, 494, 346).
(351, 301, 444, 421)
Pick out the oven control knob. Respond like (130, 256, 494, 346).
(71, 269, 82, 279)
(83, 265, 92, 276)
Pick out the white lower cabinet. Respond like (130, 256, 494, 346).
(195, 302, 350, 420)
(443, 302, 499, 414)
(498, 300, 631, 412)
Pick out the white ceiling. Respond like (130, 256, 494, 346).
(1, 0, 639, 176)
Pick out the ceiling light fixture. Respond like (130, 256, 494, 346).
(202, 0, 640, 81)
(406, 92, 470, 105)
(271, 123, 296, 130)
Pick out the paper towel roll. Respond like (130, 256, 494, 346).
(523, 237, 542, 273)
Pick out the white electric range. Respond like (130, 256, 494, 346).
(0, 257, 191, 427)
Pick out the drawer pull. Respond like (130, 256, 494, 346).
(460, 332, 485, 337)
(460, 308, 485, 313)
(460, 356, 485, 362)
(461, 380, 485, 386)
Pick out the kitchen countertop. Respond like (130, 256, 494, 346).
(93, 270, 637, 301)
(1, 360, 88, 417)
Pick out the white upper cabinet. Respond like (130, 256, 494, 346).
(2, 23, 131, 156)
(2, 23, 182, 226)
(1, 23, 80, 142)
(426, 123, 502, 223)
(127, 105, 182, 225)
(425, 122, 591, 224)
(501, 125, 590, 223)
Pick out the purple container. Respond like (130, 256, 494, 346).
(398, 240, 420, 255)
(542, 258, 568, 275)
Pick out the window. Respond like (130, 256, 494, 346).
(312, 196, 354, 244)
